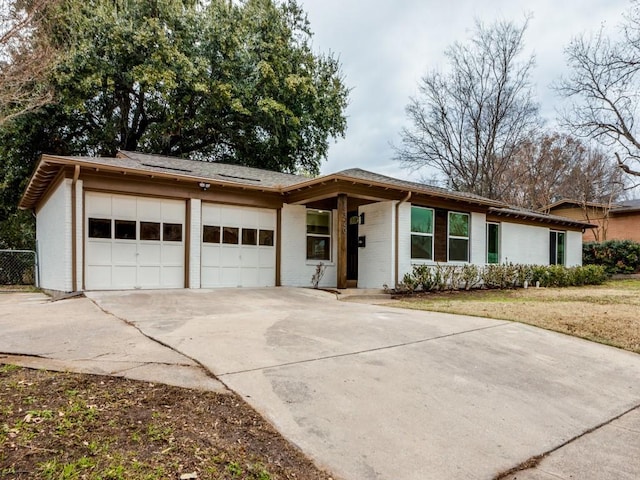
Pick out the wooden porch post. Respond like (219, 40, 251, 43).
(337, 193, 348, 289)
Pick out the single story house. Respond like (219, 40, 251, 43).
(546, 199, 640, 243)
(19, 151, 593, 293)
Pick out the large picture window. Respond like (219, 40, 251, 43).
(448, 212, 469, 262)
(486, 222, 500, 264)
(550, 231, 566, 265)
(410, 206, 434, 260)
(306, 209, 331, 261)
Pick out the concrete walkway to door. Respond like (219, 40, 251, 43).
(84, 287, 640, 480)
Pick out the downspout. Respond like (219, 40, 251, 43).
(394, 191, 412, 287)
(71, 165, 80, 292)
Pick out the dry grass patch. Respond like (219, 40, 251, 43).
(0, 366, 334, 480)
(392, 279, 640, 354)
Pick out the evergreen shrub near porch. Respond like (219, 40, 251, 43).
(583, 240, 640, 274)
(393, 263, 608, 293)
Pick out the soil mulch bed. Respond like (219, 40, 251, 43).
(0, 365, 334, 480)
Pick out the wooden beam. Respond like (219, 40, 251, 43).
(337, 193, 348, 289)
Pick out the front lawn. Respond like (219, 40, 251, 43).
(0, 365, 333, 480)
(392, 279, 640, 354)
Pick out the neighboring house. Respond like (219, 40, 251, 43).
(20, 151, 592, 292)
(546, 199, 640, 243)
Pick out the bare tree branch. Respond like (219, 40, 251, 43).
(559, 2, 640, 178)
(395, 18, 540, 199)
(0, 0, 58, 124)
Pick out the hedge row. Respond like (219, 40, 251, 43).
(391, 263, 608, 293)
(583, 240, 640, 274)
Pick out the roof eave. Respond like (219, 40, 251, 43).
(19, 154, 284, 210)
(282, 173, 505, 207)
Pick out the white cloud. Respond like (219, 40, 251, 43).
(300, 0, 629, 179)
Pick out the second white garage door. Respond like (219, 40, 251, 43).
(201, 204, 276, 287)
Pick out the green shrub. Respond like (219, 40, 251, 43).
(398, 263, 608, 293)
(583, 240, 640, 274)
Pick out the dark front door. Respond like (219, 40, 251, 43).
(347, 210, 359, 280)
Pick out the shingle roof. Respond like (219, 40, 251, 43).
(114, 151, 306, 188)
(333, 168, 502, 204)
(545, 198, 640, 214)
(489, 206, 595, 228)
(614, 199, 640, 212)
(19, 151, 594, 229)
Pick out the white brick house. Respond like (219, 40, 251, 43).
(20, 151, 592, 292)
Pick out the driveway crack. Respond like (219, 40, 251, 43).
(493, 403, 640, 479)
(86, 297, 226, 388)
(220, 321, 510, 376)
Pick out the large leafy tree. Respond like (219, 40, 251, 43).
(45, 0, 348, 172)
(0, 0, 349, 248)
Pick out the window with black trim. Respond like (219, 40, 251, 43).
(259, 229, 274, 246)
(448, 212, 469, 262)
(203, 225, 220, 243)
(410, 206, 434, 260)
(140, 222, 160, 241)
(306, 209, 331, 261)
(222, 226, 239, 244)
(88, 218, 111, 239)
(163, 223, 182, 242)
(242, 228, 257, 245)
(550, 231, 566, 265)
(115, 220, 136, 240)
(486, 222, 500, 264)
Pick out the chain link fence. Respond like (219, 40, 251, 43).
(0, 250, 38, 286)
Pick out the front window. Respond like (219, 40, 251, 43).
(410, 206, 434, 260)
(448, 212, 469, 262)
(486, 222, 500, 264)
(306, 210, 331, 260)
(550, 231, 566, 265)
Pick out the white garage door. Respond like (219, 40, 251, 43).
(85, 192, 185, 290)
(201, 204, 276, 287)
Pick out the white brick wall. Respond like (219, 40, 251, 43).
(280, 204, 337, 287)
(470, 212, 486, 265)
(357, 201, 395, 288)
(74, 180, 83, 290)
(566, 230, 583, 266)
(189, 199, 202, 288)
(501, 222, 550, 265)
(397, 201, 413, 283)
(37, 179, 72, 292)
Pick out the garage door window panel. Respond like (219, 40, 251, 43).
(259, 229, 274, 246)
(223, 227, 239, 244)
(88, 218, 111, 239)
(115, 220, 136, 240)
(140, 222, 160, 241)
(163, 223, 182, 242)
(242, 228, 257, 245)
(203, 225, 220, 243)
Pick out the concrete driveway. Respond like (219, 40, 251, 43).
(83, 288, 640, 480)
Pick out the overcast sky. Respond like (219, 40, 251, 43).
(299, 0, 630, 180)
